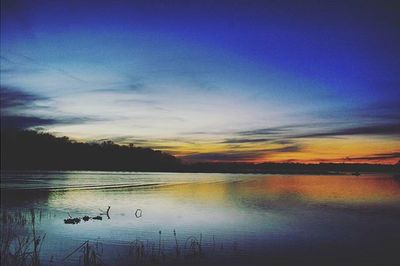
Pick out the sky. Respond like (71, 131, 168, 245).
(1, 0, 399, 163)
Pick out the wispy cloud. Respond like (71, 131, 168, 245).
(267, 145, 302, 153)
(313, 100, 400, 123)
(355, 101, 400, 121)
(181, 151, 264, 162)
(222, 138, 273, 144)
(345, 152, 400, 161)
(1, 54, 87, 83)
(238, 125, 295, 136)
(1, 115, 56, 129)
(1, 86, 101, 129)
(182, 145, 303, 162)
(296, 123, 400, 138)
(235, 121, 400, 142)
(0, 86, 46, 110)
(1, 113, 99, 129)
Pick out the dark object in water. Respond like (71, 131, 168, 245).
(64, 218, 81, 224)
(82, 216, 90, 221)
(100, 206, 111, 219)
(352, 172, 360, 176)
(92, 216, 102, 220)
(135, 208, 143, 218)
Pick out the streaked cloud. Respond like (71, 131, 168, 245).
(1, 86, 101, 129)
(345, 152, 400, 162)
(0, 86, 46, 109)
(222, 138, 273, 144)
(182, 145, 303, 162)
(296, 123, 400, 138)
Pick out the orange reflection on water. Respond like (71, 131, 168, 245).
(47, 175, 400, 212)
(239, 175, 400, 204)
(164, 182, 231, 203)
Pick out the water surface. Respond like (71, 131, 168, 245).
(1, 171, 400, 265)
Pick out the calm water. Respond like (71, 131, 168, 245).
(1, 171, 400, 265)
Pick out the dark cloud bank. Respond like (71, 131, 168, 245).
(0, 86, 98, 129)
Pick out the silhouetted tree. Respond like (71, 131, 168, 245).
(1, 129, 182, 171)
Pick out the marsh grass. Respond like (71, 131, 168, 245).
(1, 209, 45, 266)
(80, 241, 104, 266)
(2, 211, 241, 266)
(122, 231, 207, 266)
(63, 230, 210, 266)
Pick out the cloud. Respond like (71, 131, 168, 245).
(182, 151, 264, 162)
(222, 137, 296, 145)
(237, 123, 330, 137)
(345, 152, 400, 161)
(296, 123, 400, 138)
(273, 139, 294, 145)
(314, 100, 400, 122)
(355, 101, 400, 121)
(1, 86, 100, 129)
(1, 115, 57, 129)
(0, 86, 46, 109)
(1, 114, 98, 129)
(268, 145, 302, 153)
(235, 121, 400, 143)
(1, 54, 87, 83)
(181, 145, 302, 162)
(89, 82, 146, 94)
(222, 138, 272, 144)
(238, 125, 294, 136)
(0, 86, 51, 128)
(126, 83, 145, 92)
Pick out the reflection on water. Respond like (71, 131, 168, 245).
(238, 175, 400, 204)
(1, 172, 400, 265)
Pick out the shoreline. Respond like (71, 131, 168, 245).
(1, 169, 398, 175)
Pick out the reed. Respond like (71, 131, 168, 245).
(0, 209, 45, 266)
(2, 212, 243, 266)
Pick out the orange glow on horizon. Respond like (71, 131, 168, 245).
(168, 136, 400, 164)
(61, 132, 400, 164)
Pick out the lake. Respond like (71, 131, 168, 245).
(1, 171, 400, 265)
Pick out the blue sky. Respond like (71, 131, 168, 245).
(1, 0, 399, 162)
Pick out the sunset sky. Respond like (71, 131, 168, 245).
(1, 0, 399, 163)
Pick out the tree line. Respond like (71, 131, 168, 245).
(1, 129, 398, 173)
(1, 129, 182, 171)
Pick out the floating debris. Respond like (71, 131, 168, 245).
(99, 206, 111, 219)
(135, 209, 143, 218)
(64, 206, 111, 224)
(64, 218, 81, 224)
(100, 206, 111, 215)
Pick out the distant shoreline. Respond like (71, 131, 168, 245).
(2, 129, 399, 174)
(1, 169, 398, 175)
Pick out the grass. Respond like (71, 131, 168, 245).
(1, 210, 242, 266)
(58, 229, 230, 266)
(122, 230, 204, 266)
(1, 209, 45, 266)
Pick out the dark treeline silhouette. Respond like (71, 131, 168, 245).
(1, 129, 398, 173)
(1, 129, 181, 171)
